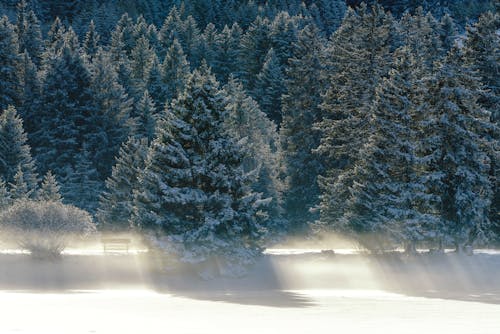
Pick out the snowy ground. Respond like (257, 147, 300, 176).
(0, 249, 499, 334)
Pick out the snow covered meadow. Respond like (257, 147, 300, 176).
(0, 247, 499, 334)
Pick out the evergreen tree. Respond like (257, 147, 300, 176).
(0, 16, 22, 111)
(213, 23, 242, 82)
(9, 166, 33, 200)
(132, 64, 265, 268)
(398, 8, 443, 73)
(61, 148, 102, 213)
(280, 24, 326, 233)
(424, 48, 496, 250)
(18, 52, 41, 136)
(15, 0, 44, 66)
(38, 170, 62, 202)
(130, 35, 156, 99)
(462, 12, 499, 239)
(253, 48, 285, 125)
(0, 106, 38, 194)
(133, 90, 158, 142)
(224, 77, 283, 231)
(87, 49, 133, 181)
(159, 38, 191, 104)
(34, 39, 94, 179)
(316, 4, 395, 229)
(0, 179, 11, 210)
(97, 136, 148, 231)
(238, 16, 271, 91)
(83, 20, 100, 62)
(320, 47, 437, 251)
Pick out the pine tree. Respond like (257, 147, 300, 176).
(18, 52, 41, 137)
(253, 48, 285, 124)
(83, 20, 100, 62)
(9, 166, 33, 200)
(159, 38, 191, 104)
(316, 4, 395, 230)
(0, 106, 38, 194)
(223, 77, 283, 231)
(0, 179, 11, 210)
(238, 16, 271, 91)
(0, 16, 22, 111)
(34, 38, 94, 179)
(130, 35, 156, 99)
(38, 170, 62, 202)
(462, 12, 499, 240)
(424, 48, 496, 250)
(213, 23, 242, 82)
(61, 148, 103, 213)
(132, 64, 265, 267)
(398, 8, 443, 73)
(322, 47, 437, 251)
(280, 24, 326, 233)
(86, 49, 133, 181)
(133, 90, 158, 142)
(97, 137, 148, 231)
(15, 0, 44, 66)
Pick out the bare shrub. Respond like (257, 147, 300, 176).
(0, 200, 96, 258)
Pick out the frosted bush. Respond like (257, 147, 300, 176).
(0, 200, 96, 258)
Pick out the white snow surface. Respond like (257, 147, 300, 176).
(0, 249, 499, 334)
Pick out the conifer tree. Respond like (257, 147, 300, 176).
(238, 16, 271, 91)
(38, 170, 62, 202)
(0, 16, 22, 111)
(280, 24, 326, 233)
(87, 49, 133, 181)
(159, 39, 191, 104)
(423, 48, 496, 250)
(18, 52, 41, 137)
(0, 106, 38, 194)
(34, 37, 94, 179)
(15, 0, 44, 66)
(10, 166, 32, 200)
(130, 35, 156, 98)
(320, 47, 437, 251)
(133, 90, 158, 142)
(132, 64, 265, 267)
(317, 4, 394, 180)
(223, 77, 283, 229)
(462, 12, 499, 238)
(398, 8, 443, 73)
(0, 179, 11, 210)
(83, 20, 100, 62)
(97, 137, 148, 231)
(213, 23, 242, 82)
(61, 148, 102, 213)
(253, 48, 285, 124)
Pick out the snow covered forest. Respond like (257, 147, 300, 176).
(0, 0, 498, 268)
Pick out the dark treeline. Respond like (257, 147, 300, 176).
(0, 0, 498, 268)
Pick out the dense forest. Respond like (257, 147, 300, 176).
(0, 0, 498, 267)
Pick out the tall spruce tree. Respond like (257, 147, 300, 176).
(0, 106, 38, 196)
(462, 12, 499, 239)
(38, 170, 62, 202)
(316, 4, 395, 226)
(15, 0, 44, 66)
(253, 48, 285, 124)
(132, 64, 265, 268)
(423, 48, 496, 250)
(223, 77, 283, 233)
(280, 24, 326, 233)
(34, 35, 95, 199)
(0, 16, 22, 111)
(97, 136, 148, 231)
(319, 47, 437, 251)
